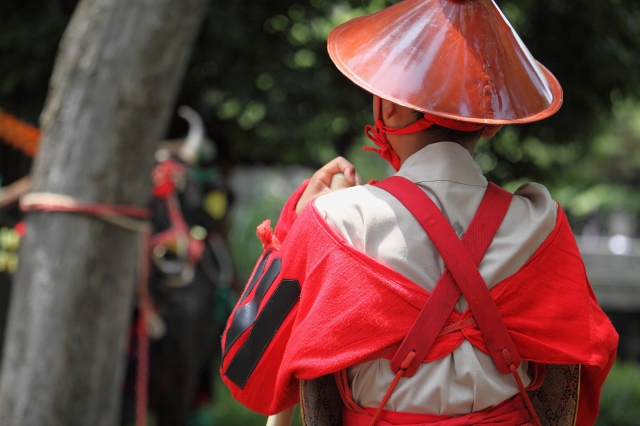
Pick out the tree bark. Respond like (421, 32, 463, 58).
(0, 0, 208, 425)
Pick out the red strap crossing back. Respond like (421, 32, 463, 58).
(374, 176, 519, 376)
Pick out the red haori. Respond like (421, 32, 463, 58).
(220, 181, 617, 425)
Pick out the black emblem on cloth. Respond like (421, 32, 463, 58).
(224, 278, 301, 388)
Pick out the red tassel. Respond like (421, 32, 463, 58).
(256, 219, 281, 251)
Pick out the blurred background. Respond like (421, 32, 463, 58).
(1, 0, 640, 425)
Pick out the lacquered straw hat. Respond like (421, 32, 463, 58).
(327, 0, 562, 124)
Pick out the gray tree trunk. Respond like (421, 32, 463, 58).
(0, 0, 208, 425)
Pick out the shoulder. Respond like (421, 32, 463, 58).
(474, 182, 561, 286)
(493, 182, 559, 267)
(509, 182, 558, 223)
(314, 184, 390, 211)
(512, 182, 555, 206)
(313, 184, 400, 247)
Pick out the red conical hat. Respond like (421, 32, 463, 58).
(327, 0, 562, 124)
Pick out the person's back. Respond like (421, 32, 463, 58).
(315, 141, 557, 414)
(221, 1, 618, 424)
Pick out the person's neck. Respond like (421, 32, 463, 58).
(390, 134, 476, 167)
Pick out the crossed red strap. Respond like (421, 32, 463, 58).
(372, 177, 542, 426)
(374, 177, 519, 375)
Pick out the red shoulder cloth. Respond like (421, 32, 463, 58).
(220, 184, 617, 424)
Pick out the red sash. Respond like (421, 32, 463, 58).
(343, 395, 533, 426)
(335, 366, 534, 426)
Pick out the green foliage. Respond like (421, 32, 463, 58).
(546, 98, 640, 217)
(199, 375, 303, 426)
(201, 377, 270, 426)
(4, 0, 640, 183)
(596, 361, 640, 426)
(178, 0, 400, 168)
(496, 0, 640, 143)
(179, 0, 640, 182)
(227, 166, 313, 282)
(2, 0, 640, 230)
(478, 0, 640, 214)
(477, 88, 640, 220)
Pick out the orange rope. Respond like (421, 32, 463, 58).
(0, 109, 40, 157)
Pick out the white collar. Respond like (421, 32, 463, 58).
(395, 142, 487, 188)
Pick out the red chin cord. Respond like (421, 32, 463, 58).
(363, 97, 485, 171)
(363, 123, 402, 171)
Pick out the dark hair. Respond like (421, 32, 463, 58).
(411, 110, 483, 145)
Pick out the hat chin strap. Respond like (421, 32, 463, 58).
(364, 98, 486, 171)
(363, 122, 403, 171)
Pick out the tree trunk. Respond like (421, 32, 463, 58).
(0, 0, 208, 425)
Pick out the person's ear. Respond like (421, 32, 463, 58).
(380, 98, 394, 123)
(382, 99, 409, 127)
(481, 125, 503, 138)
